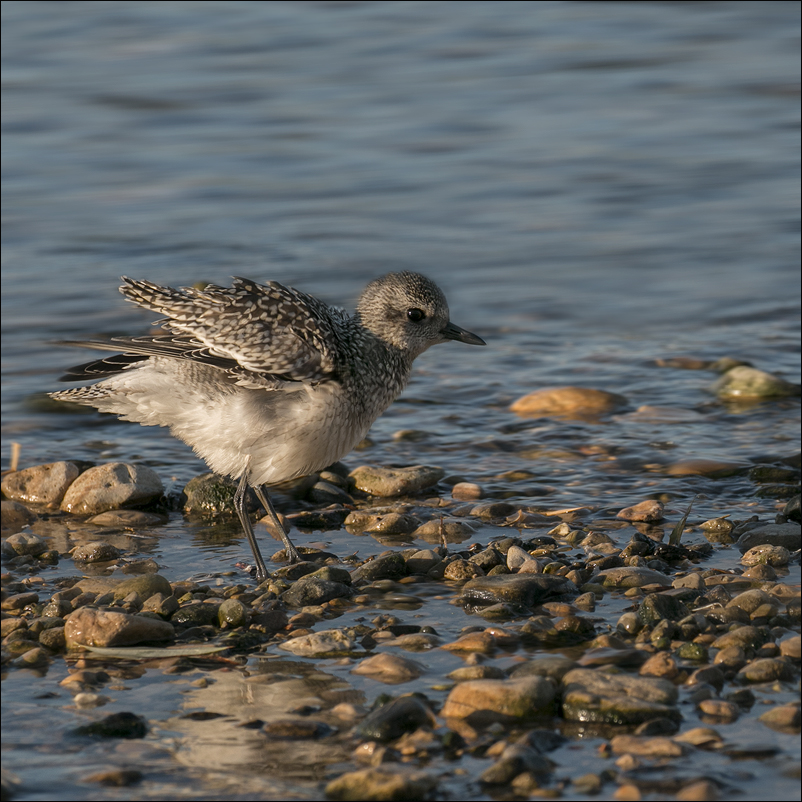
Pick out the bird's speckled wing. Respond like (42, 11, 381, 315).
(119, 277, 346, 382)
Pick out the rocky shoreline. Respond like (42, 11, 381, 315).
(2, 456, 800, 801)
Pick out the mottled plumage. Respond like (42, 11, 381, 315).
(51, 272, 485, 579)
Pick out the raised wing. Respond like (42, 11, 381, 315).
(118, 276, 345, 382)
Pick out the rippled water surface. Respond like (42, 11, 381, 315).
(2, 2, 800, 800)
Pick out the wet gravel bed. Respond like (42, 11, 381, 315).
(1, 457, 800, 801)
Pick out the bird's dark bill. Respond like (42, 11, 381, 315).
(441, 321, 486, 346)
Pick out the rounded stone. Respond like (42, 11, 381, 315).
(61, 463, 163, 515)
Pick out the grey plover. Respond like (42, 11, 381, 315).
(51, 272, 485, 579)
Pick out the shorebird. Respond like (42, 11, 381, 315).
(51, 272, 485, 580)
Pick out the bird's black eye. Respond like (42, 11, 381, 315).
(407, 308, 426, 323)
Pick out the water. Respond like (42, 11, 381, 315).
(2, 2, 800, 800)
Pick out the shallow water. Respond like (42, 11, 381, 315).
(1, 2, 800, 800)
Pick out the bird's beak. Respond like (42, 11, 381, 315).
(441, 321, 486, 346)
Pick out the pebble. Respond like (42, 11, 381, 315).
(355, 695, 436, 741)
(72, 542, 123, 563)
(73, 712, 148, 739)
(1, 461, 80, 506)
(698, 699, 740, 719)
(509, 386, 628, 419)
(664, 459, 746, 477)
(609, 734, 685, 757)
(348, 465, 444, 497)
(562, 668, 680, 725)
(758, 703, 801, 731)
(617, 500, 664, 522)
(351, 654, 424, 684)
(1, 499, 37, 531)
(708, 365, 800, 399)
(736, 522, 801, 553)
(87, 509, 167, 527)
(60, 463, 163, 514)
(325, 767, 436, 802)
(64, 607, 174, 648)
(82, 768, 143, 787)
(451, 482, 483, 500)
(459, 573, 575, 609)
(596, 567, 672, 588)
(4, 532, 49, 556)
(440, 676, 555, 722)
(278, 628, 359, 657)
(412, 517, 476, 542)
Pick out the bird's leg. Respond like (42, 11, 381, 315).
(234, 473, 269, 581)
(254, 485, 301, 564)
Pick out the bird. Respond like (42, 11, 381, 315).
(50, 272, 485, 580)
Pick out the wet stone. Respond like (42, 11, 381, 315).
(1, 499, 37, 531)
(726, 588, 775, 616)
(217, 598, 248, 628)
(352, 653, 424, 684)
(740, 544, 791, 567)
(448, 665, 507, 682)
(325, 767, 436, 802)
(356, 695, 435, 741)
(609, 735, 686, 757)
(38, 626, 67, 652)
(638, 592, 689, 625)
(562, 668, 680, 726)
(413, 518, 476, 541)
(111, 574, 173, 602)
(441, 631, 496, 655)
(349, 465, 444, 497)
(65, 608, 174, 648)
(597, 567, 672, 589)
(87, 509, 167, 527)
(73, 712, 148, 739)
(664, 459, 746, 477)
(617, 500, 664, 522)
(1, 461, 80, 506)
(83, 768, 143, 787)
(742, 564, 777, 581)
(708, 365, 800, 399)
(352, 553, 407, 582)
(736, 522, 800, 553)
(441, 676, 555, 723)
(460, 573, 576, 609)
(2, 592, 39, 611)
(61, 463, 163, 515)
(141, 593, 180, 618)
(736, 657, 795, 683)
(780, 635, 801, 660)
(509, 386, 628, 419)
(443, 559, 483, 582)
(278, 628, 358, 657)
(470, 501, 519, 520)
(282, 577, 351, 608)
(364, 512, 421, 535)
(468, 547, 504, 572)
(451, 481, 483, 500)
(405, 549, 442, 574)
(170, 603, 221, 627)
(183, 473, 249, 515)
(758, 703, 801, 732)
(309, 480, 353, 505)
(698, 699, 739, 720)
(3, 532, 49, 556)
(479, 744, 553, 785)
(262, 719, 332, 740)
(508, 655, 578, 682)
(72, 541, 122, 563)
